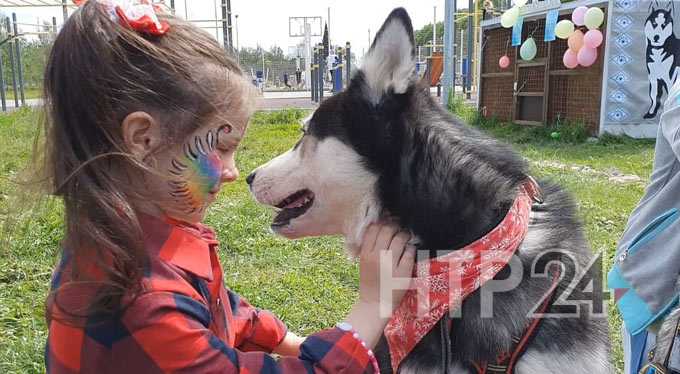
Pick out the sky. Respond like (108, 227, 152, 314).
(3, 0, 463, 57)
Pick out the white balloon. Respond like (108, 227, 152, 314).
(501, 7, 520, 28)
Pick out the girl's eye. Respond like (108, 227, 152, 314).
(215, 124, 234, 151)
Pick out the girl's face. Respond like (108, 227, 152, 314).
(153, 117, 246, 223)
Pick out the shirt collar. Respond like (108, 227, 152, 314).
(139, 213, 218, 281)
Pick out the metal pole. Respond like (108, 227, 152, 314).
(442, 0, 455, 105)
(12, 14, 25, 107)
(311, 46, 317, 102)
(466, 0, 473, 98)
(368, 29, 371, 48)
(461, 28, 465, 90)
(319, 44, 324, 101)
(62, 0, 68, 23)
(234, 14, 239, 62)
(346, 42, 351, 84)
(226, 0, 233, 52)
(170, 0, 175, 14)
(336, 47, 343, 92)
(304, 22, 311, 90)
(6, 18, 18, 108)
(0, 37, 6, 112)
(433, 6, 437, 53)
(221, 0, 228, 51)
(52, 16, 57, 33)
(327, 7, 331, 48)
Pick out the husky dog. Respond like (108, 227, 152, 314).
(644, 2, 680, 119)
(248, 9, 610, 373)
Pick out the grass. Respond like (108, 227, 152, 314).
(0, 105, 655, 373)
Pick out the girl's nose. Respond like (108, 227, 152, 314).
(221, 160, 239, 183)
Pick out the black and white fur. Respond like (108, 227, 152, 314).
(644, 1, 680, 119)
(249, 9, 610, 373)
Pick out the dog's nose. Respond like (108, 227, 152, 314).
(246, 171, 256, 185)
(655, 35, 660, 42)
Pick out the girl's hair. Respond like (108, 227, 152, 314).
(42, 1, 255, 321)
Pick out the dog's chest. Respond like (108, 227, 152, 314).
(649, 48, 675, 74)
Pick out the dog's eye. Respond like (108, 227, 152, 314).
(300, 127, 307, 135)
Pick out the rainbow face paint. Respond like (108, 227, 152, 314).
(168, 125, 231, 214)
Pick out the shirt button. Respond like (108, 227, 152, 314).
(217, 297, 222, 307)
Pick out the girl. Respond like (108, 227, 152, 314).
(42, 1, 415, 373)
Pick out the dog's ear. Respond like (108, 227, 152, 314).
(360, 8, 416, 103)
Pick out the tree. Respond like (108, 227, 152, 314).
(322, 23, 329, 58)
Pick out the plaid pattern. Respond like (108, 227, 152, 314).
(46, 215, 375, 373)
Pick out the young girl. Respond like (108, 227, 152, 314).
(43, 1, 415, 373)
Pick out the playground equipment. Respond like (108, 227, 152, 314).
(310, 41, 351, 103)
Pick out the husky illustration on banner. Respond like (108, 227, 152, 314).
(644, 1, 680, 119)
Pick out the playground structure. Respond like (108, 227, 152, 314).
(309, 41, 352, 103)
(0, 0, 236, 111)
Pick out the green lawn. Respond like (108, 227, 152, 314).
(0, 107, 654, 373)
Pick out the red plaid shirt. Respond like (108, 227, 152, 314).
(45, 215, 376, 373)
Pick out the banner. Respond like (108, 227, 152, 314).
(602, 0, 680, 137)
(512, 16, 524, 46)
(545, 9, 558, 42)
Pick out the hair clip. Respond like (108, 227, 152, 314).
(75, 0, 169, 36)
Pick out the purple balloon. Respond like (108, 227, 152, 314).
(572, 6, 588, 26)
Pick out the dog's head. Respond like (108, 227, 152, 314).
(248, 8, 418, 250)
(646, 5, 675, 46)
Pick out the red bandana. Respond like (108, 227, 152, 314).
(384, 180, 539, 371)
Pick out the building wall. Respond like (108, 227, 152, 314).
(479, 10, 606, 135)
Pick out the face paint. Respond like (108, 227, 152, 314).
(168, 125, 232, 214)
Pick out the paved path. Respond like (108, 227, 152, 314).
(2, 88, 476, 112)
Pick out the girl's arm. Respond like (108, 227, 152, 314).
(273, 331, 306, 356)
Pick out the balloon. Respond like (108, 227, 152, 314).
(577, 47, 598, 67)
(563, 49, 578, 69)
(515, 0, 528, 6)
(572, 6, 588, 26)
(555, 20, 575, 39)
(501, 6, 520, 28)
(584, 29, 603, 48)
(568, 30, 585, 53)
(520, 37, 537, 61)
(499, 55, 510, 69)
(584, 7, 605, 30)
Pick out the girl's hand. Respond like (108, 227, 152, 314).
(345, 223, 416, 349)
(357, 223, 415, 311)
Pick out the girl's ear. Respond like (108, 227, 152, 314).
(121, 111, 162, 160)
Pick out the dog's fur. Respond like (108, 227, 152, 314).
(249, 9, 610, 373)
(644, 2, 680, 119)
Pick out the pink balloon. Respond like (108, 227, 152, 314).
(563, 49, 578, 69)
(577, 46, 598, 67)
(572, 6, 588, 26)
(499, 55, 510, 69)
(568, 30, 585, 53)
(584, 29, 603, 49)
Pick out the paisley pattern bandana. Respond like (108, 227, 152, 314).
(384, 180, 538, 370)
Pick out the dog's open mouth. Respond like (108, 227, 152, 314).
(272, 189, 315, 227)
